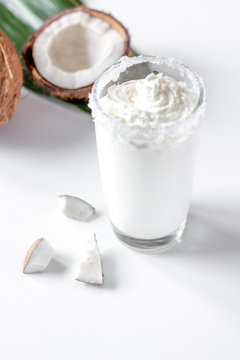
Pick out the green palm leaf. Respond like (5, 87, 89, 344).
(19, 0, 83, 21)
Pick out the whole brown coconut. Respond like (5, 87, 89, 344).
(0, 31, 23, 126)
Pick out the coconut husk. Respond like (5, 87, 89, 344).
(0, 31, 23, 126)
(22, 5, 131, 100)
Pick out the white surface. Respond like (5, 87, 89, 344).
(0, 0, 239, 359)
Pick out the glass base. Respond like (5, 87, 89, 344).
(111, 220, 186, 253)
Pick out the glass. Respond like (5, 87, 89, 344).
(89, 55, 206, 252)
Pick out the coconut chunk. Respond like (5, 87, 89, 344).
(57, 195, 95, 221)
(23, 238, 54, 274)
(76, 234, 103, 285)
(22, 6, 131, 99)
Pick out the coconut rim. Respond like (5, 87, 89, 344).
(22, 5, 131, 100)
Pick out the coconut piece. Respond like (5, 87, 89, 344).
(22, 5, 131, 100)
(57, 195, 95, 221)
(23, 238, 54, 274)
(76, 234, 103, 285)
(0, 31, 23, 126)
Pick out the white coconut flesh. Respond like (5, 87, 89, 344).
(57, 195, 95, 221)
(33, 11, 124, 89)
(23, 238, 54, 274)
(76, 234, 103, 285)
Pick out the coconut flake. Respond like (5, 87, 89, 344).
(57, 195, 95, 221)
(76, 234, 103, 285)
(23, 238, 54, 274)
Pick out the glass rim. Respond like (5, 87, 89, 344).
(89, 55, 206, 131)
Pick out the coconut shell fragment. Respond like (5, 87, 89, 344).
(22, 5, 131, 100)
(0, 31, 23, 126)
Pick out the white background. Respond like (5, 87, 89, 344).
(0, 0, 240, 359)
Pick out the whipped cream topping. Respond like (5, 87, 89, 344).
(99, 73, 198, 128)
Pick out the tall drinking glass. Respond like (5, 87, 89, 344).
(89, 56, 206, 252)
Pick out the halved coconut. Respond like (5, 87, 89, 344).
(22, 5, 131, 100)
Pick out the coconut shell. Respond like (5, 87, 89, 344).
(22, 5, 131, 100)
(0, 31, 23, 126)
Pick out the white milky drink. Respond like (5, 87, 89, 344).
(89, 56, 206, 252)
(95, 125, 196, 240)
